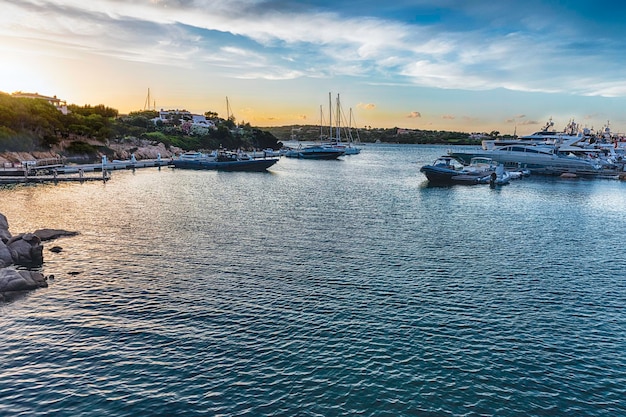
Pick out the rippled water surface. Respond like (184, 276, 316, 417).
(1, 144, 626, 416)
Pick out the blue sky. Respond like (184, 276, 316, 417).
(1, 0, 626, 134)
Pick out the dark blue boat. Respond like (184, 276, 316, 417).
(172, 152, 279, 172)
(420, 156, 466, 183)
(284, 145, 345, 160)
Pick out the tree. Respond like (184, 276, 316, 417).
(204, 111, 219, 120)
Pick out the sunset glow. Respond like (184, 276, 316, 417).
(2, 0, 626, 134)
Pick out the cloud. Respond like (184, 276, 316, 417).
(358, 103, 376, 110)
(3, 0, 626, 98)
(407, 111, 421, 118)
(518, 120, 540, 126)
(442, 114, 455, 120)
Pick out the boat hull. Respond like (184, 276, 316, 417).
(172, 158, 278, 172)
(284, 146, 345, 160)
(420, 165, 465, 184)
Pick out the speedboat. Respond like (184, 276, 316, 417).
(420, 156, 494, 185)
(172, 151, 278, 172)
(420, 156, 464, 183)
(284, 144, 345, 160)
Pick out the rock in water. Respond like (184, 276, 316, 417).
(33, 229, 79, 241)
(0, 213, 11, 242)
(0, 269, 48, 293)
(0, 241, 13, 268)
(7, 233, 44, 267)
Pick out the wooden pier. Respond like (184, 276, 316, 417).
(0, 158, 172, 185)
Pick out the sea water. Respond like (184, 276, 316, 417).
(1, 144, 625, 416)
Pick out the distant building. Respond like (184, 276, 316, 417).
(469, 132, 489, 140)
(397, 128, 415, 135)
(152, 109, 216, 132)
(152, 109, 193, 124)
(12, 91, 69, 115)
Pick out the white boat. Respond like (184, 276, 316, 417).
(178, 151, 213, 161)
(449, 143, 603, 177)
(482, 118, 584, 150)
(488, 164, 511, 186)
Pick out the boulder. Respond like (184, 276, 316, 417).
(0, 240, 13, 267)
(0, 212, 10, 242)
(33, 228, 79, 241)
(0, 269, 47, 293)
(7, 233, 44, 267)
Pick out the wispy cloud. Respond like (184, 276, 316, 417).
(3, 0, 626, 98)
(407, 111, 421, 118)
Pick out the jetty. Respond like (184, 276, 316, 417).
(0, 155, 171, 185)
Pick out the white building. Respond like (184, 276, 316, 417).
(152, 109, 216, 130)
(12, 91, 69, 115)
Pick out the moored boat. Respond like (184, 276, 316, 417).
(448, 143, 604, 177)
(172, 151, 278, 172)
(420, 156, 462, 183)
(284, 144, 345, 160)
(420, 156, 486, 185)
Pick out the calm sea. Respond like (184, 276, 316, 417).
(1, 144, 625, 416)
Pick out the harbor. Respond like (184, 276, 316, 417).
(2, 143, 626, 417)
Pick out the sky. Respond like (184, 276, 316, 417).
(2, 0, 626, 135)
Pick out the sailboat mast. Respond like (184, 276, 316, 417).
(335, 94, 341, 142)
(328, 92, 333, 140)
(144, 88, 151, 111)
(320, 105, 323, 140)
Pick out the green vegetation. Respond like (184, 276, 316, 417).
(0, 92, 283, 157)
(264, 125, 484, 145)
(1, 91, 498, 159)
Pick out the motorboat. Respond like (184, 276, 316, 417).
(448, 143, 604, 177)
(481, 118, 584, 150)
(172, 151, 278, 172)
(420, 156, 463, 183)
(284, 144, 345, 160)
(420, 156, 495, 185)
(178, 151, 210, 161)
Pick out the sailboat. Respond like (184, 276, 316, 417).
(323, 93, 361, 155)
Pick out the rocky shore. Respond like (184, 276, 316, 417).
(0, 212, 77, 301)
(0, 137, 182, 167)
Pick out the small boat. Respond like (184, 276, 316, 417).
(284, 144, 345, 160)
(172, 151, 278, 172)
(487, 164, 512, 186)
(421, 156, 467, 183)
(178, 151, 210, 161)
(420, 156, 495, 185)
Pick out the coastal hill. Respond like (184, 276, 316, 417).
(262, 125, 480, 145)
(0, 92, 282, 165)
(0, 91, 484, 164)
